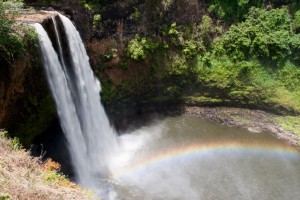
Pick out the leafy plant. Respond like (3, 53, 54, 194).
(0, 130, 8, 137)
(0, 0, 25, 63)
(0, 193, 11, 200)
(127, 35, 158, 60)
(168, 54, 190, 76)
(92, 14, 101, 27)
(168, 22, 179, 36)
(214, 7, 296, 63)
(206, 0, 264, 21)
(293, 10, 300, 33)
(130, 7, 141, 20)
(183, 40, 197, 58)
(11, 137, 22, 150)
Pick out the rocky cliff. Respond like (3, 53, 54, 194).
(1, 0, 299, 145)
(0, 12, 58, 145)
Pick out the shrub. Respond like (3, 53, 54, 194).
(168, 22, 179, 36)
(43, 159, 61, 172)
(214, 7, 296, 63)
(130, 7, 141, 20)
(92, 14, 101, 27)
(183, 40, 197, 58)
(0, 130, 8, 137)
(0, 0, 25, 62)
(0, 193, 11, 200)
(127, 35, 158, 60)
(11, 137, 22, 150)
(181, 15, 218, 59)
(293, 10, 300, 33)
(206, 0, 264, 21)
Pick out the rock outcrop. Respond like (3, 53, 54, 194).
(0, 11, 58, 145)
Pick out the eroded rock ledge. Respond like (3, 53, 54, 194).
(185, 107, 299, 150)
(16, 10, 58, 23)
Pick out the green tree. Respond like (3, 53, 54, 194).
(127, 35, 158, 60)
(0, 0, 24, 63)
(214, 7, 296, 63)
(205, 0, 264, 21)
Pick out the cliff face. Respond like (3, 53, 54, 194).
(22, 0, 299, 117)
(0, 0, 208, 141)
(78, 0, 209, 115)
(0, 54, 40, 127)
(85, 0, 207, 79)
(0, 12, 57, 145)
(2, 0, 299, 145)
(75, 0, 300, 116)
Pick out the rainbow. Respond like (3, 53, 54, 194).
(112, 140, 300, 179)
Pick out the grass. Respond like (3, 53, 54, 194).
(271, 87, 300, 113)
(182, 96, 224, 104)
(230, 115, 252, 124)
(0, 131, 97, 200)
(274, 116, 300, 140)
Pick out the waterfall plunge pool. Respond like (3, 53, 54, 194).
(106, 114, 300, 200)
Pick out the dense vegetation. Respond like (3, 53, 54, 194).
(195, 7, 300, 112)
(0, 0, 36, 64)
(94, 0, 300, 114)
(204, 0, 300, 22)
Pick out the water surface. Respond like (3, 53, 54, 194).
(108, 115, 300, 200)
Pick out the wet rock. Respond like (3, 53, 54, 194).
(46, 7, 55, 11)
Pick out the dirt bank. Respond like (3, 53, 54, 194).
(185, 107, 300, 149)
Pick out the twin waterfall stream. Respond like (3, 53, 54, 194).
(34, 13, 300, 200)
(34, 14, 117, 197)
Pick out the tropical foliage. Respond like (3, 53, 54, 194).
(124, 5, 300, 113)
(0, 0, 36, 63)
(0, 0, 24, 62)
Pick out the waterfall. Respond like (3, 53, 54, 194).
(34, 15, 117, 193)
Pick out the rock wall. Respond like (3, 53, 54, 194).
(0, 14, 57, 145)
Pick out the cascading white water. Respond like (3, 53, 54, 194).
(51, 16, 67, 70)
(34, 15, 117, 193)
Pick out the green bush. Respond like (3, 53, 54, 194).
(214, 7, 297, 63)
(0, 0, 25, 62)
(0, 193, 11, 200)
(276, 61, 300, 91)
(130, 7, 141, 20)
(12, 137, 22, 150)
(293, 10, 300, 33)
(181, 15, 219, 58)
(196, 49, 300, 111)
(206, 0, 264, 21)
(0, 130, 8, 137)
(127, 35, 158, 60)
(92, 14, 101, 27)
(183, 40, 197, 58)
(168, 54, 189, 76)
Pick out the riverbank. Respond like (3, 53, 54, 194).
(185, 107, 300, 150)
